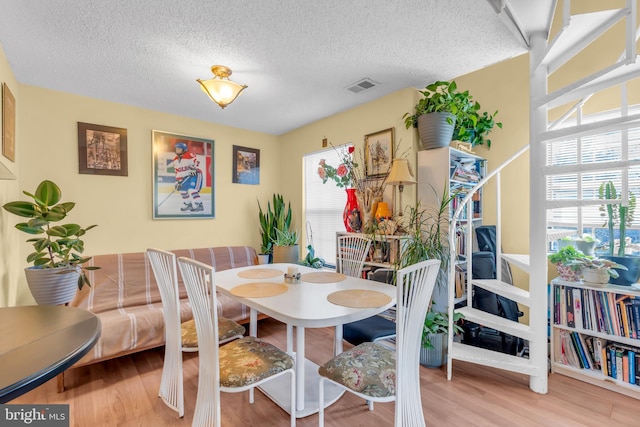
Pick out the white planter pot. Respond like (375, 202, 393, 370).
(24, 266, 80, 305)
(581, 267, 610, 286)
(257, 254, 270, 265)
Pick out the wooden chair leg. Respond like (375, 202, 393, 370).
(56, 372, 65, 393)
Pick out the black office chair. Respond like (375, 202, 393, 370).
(342, 268, 396, 347)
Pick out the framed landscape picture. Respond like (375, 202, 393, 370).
(152, 130, 215, 219)
(78, 122, 128, 176)
(365, 127, 394, 177)
(232, 145, 260, 185)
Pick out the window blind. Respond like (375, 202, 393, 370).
(303, 146, 350, 266)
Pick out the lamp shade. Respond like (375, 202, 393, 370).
(197, 65, 247, 109)
(386, 158, 416, 186)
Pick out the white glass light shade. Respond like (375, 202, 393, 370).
(196, 65, 247, 109)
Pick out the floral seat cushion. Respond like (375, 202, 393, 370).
(218, 336, 294, 388)
(181, 317, 246, 349)
(319, 341, 396, 398)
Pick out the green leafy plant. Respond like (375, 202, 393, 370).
(548, 246, 590, 271)
(567, 257, 627, 279)
(300, 244, 324, 269)
(599, 181, 637, 256)
(422, 308, 464, 349)
(258, 197, 276, 254)
(2, 180, 99, 289)
(402, 80, 502, 148)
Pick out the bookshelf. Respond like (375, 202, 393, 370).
(551, 278, 640, 399)
(417, 147, 486, 312)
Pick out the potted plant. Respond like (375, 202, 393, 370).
(574, 234, 599, 256)
(300, 244, 324, 269)
(599, 180, 640, 285)
(257, 196, 277, 263)
(420, 308, 464, 368)
(266, 194, 300, 264)
(556, 235, 577, 250)
(548, 246, 590, 282)
(403, 80, 501, 151)
(2, 180, 99, 305)
(570, 257, 627, 286)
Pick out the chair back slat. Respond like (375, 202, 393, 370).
(337, 235, 372, 278)
(395, 259, 440, 427)
(177, 257, 222, 427)
(147, 248, 184, 417)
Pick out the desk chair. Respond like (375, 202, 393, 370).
(147, 249, 245, 417)
(177, 257, 296, 427)
(319, 259, 440, 427)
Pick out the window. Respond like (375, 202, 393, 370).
(303, 146, 350, 266)
(546, 106, 640, 252)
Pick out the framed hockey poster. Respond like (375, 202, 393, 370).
(152, 130, 215, 219)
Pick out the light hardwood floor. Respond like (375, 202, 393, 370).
(13, 318, 639, 426)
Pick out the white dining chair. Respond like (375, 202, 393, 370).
(336, 234, 372, 278)
(319, 259, 440, 427)
(146, 248, 245, 417)
(176, 256, 296, 427)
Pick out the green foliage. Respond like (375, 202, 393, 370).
(402, 80, 502, 148)
(547, 246, 590, 270)
(568, 257, 627, 279)
(258, 194, 298, 251)
(300, 244, 324, 269)
(2, 180, 99, 289)
(599, 181, 636, 256)
(422, 309, 464, 349)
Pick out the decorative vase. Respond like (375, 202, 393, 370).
(375, 202, 391, 221)
(343, 188, 362, 232)
(24, 266, 80, 305)
(356, 188, 381, 231)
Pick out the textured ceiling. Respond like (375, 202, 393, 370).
(0, 0, 527, 135)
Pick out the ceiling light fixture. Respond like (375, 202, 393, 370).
(196, 65, 247, 109)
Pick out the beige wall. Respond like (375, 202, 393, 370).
(278, 88, 419, 246)
(0, 43, 21, 307)
(2, 81, 282, 306)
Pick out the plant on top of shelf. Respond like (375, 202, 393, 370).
(599, 181, 636, 256)
(548, 246, 590, 282)
(568, 257, 627, 279)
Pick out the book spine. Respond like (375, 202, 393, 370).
(616, 347, 624, 381)
(629, 350, 636, 385)
(570, 332, 588, 369)
(566, 287, 576, 328)
(608, 346, 616, 379)
(623, 354, 630, 383)
(573, 288, 583, 330)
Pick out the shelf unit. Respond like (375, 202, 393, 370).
(417, 147, 486, 312)
(550, 278, 640, 399)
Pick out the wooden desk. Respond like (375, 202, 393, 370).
(215, 263, 396, 418)
(0, 305, 101, 403)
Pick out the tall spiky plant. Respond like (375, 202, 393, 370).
(599, 181, 636, 256)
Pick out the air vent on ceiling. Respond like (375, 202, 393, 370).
(346, 78, 379, 94)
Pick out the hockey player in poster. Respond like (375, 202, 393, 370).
(171, 141, 204, 212)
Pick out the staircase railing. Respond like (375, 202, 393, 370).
(446, 143, 530, 367)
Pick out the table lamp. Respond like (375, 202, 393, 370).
(386, 158, 416, 216)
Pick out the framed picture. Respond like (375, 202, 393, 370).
(232, 145, 260, 185)
(2, 83, 15, 162)
(152, 130, 215, 219)
(78, 122, 128, 176)
(365, 127, 394, 177)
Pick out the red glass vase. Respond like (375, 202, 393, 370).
(343, 188, 362, 232)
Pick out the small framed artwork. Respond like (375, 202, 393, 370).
(152, 130, 215, 219)
(2, 83, 16, 162)
(232, 145, 260, 185)
(365, 127, 394, 177)
(78, 122, 128, 176)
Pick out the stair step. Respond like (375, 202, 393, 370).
(539, 9, 628, 73)
(501, 253, 530, 273)
(535, 57, 640, 110)
(470, 279, 531, 307)
(539, 112, 640, 145)
(455, 307, 534, 341)
(449, 341, 540, 376)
